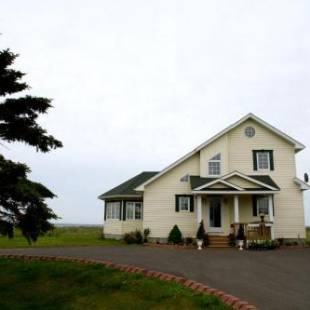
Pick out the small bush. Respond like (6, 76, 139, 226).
(203, 233, 209, 247)
(228, 233, 236, 247)
(168, 225, 183, 244)
(196, 221, 205, 240)
(123, 232, 137, 244)
(143, 228, 150, 243)
(123, 230, 144, 244)
(135, 230, 143, 244)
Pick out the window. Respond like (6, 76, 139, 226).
(245, 126, 255, 138)
(180, 174, 189, 182)
(106, 202, 120, 219)
(126, 202, 142, 220)
(179, 196, 190, 212)
(253, 150, 274, 171)
(257, 152, 270, 170)
(208, 153, 221, 175)
(257, 196, 269, 215)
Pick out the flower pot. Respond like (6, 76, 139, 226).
(197, 239, 203, 250)
(238, 239, 244, 251)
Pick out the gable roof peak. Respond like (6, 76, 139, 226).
(135, 114, 304, 190)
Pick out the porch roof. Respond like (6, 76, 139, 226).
(190, 174, 280, 192)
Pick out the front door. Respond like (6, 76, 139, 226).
(209, 197, 222, 230)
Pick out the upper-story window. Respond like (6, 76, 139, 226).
(208, 153, 221, 176)
(253, 150, 274, 171)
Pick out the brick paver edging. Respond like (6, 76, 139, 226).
(0, 254, 257, 310)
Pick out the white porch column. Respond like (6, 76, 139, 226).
(197, 195, 202, 226)
(103, 201, 106, 231)
(268, 195, 274, 222)
(234, 195, 239, 223)
(268, 195, 275, 240)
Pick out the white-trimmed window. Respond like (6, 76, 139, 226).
(126, 202, 143, 220)
(106, 202, 120, 219)
(257, 152, 270, 170)
(179, 196, 190, 212)
(208, 153, 221, 176)
(257, 196, 269, 215)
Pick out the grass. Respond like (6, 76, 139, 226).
(0, 258, 230, 310)
(0, 226, 122, 248)
(307, 227, 310, 242)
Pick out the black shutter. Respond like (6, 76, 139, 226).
(104, 202, 107, 220)
(252, 151, 258, 171)
(119, 201, 122, 221)
(123, 202, 126, 221)
(190, 195, 194, 212)
(269, 150, 274, 170)
(175, 195, 180, 212)
(252, 195, 257, 216)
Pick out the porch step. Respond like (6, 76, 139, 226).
(208, 235, 230, 248)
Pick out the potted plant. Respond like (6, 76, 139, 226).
(196, 221, 205, 250)
(236, 224, 245, 251)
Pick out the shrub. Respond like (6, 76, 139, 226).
(248, 240, 279, 250)
(196, 221, 205, 240)
(143, 228, 151, 243)
(203, 233, 209, 247)
(135, 230, 143, 244)
(236, 224, 245, 240)
(123, 230, 143, 244)
(228, 233, 236, 247)
(168, 225, 183, 244)
(123, 232, 137, 244)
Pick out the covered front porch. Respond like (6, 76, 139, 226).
(195, 193, 275, 240)
(190, 171, 280, 241)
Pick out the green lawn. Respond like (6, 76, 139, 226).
(0, 226, 122, 248)
(0, 258, 230, 310)
(307, 227, 310, 241)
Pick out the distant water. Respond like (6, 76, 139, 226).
(54, 223, 102, 227)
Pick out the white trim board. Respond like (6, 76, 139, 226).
(194, 179, 244, 191)
(135, 113, 304, 191)
(221, 171, 279, 191)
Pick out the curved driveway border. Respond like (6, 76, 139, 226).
(0, 254, 256, 310)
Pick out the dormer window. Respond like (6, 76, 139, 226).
(208, 153, 221, 176)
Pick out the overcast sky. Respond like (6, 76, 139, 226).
(1, 1, 309, 225)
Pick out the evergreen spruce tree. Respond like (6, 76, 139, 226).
(168, 225, 183, 244)
(0, 49, 62, 243)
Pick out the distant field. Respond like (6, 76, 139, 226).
(0, 258, 230, 310)
(0, 226, 121, 248)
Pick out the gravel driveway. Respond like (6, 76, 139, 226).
(1, 246, 309, 310)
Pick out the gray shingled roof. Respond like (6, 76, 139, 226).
(190, 175, 280, 190)
(98, 171, 158, 199)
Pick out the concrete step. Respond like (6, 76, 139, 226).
(208, 244, 231, 248)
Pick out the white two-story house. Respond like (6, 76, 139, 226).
(99, 114, 309, 243)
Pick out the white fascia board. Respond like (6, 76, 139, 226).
(194, 179, 244, 191)
(221, 171, 278, 191)
(98, 194, 142, 200)
(191, 190, 279, 195)
(134, 113, 305, 190)
(294, 178, 310, 190)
